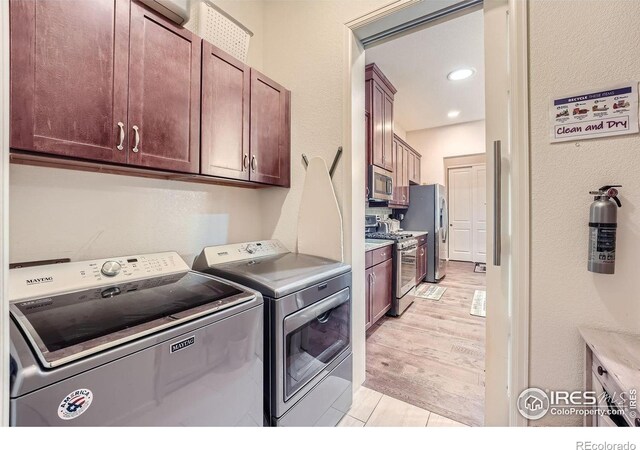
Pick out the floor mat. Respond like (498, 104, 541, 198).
(470, 290, 486, 317)
(474, 263, 486, 273)
(414, 284, 447, 301)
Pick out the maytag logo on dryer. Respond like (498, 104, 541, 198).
(170, 336, 195, 353)
(25, 276, 53, 285)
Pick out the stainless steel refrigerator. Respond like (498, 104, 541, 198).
(401, 184, 448, 283)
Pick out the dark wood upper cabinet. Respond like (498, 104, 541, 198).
(201, 41, 250, 180)
(250, 69, 291, 187)
(365, 63, 396, 173)
(409, 150, 421, 185)
(10, 0, 291, 188)
(402, 144, 410, 205)
(127, 1, 201, 173)
(10, 0, 130, 164)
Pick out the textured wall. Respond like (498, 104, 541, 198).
(529, 0, 640, 426)
(406, 120, 485, 185)
(259, 0, 392, 390)
(9, 165, 265, 266)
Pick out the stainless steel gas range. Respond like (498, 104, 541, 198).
(365, 229, 418, 316)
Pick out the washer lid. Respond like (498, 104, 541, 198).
(204, 253, 351, 298)
(10, 271, 254, 368)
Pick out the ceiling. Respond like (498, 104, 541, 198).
(365, 9, 484, 131)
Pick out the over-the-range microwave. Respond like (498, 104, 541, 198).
(368, 165, 393, 202)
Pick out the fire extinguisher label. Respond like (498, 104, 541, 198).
(590, 227, 616, 262)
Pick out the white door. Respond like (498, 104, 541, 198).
(473, 165, 487, 263)
(448, 167, 473, 261)
(448, 164, 486, 263)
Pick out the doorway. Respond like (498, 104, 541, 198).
(345, 0, 530, 427)
(448, 162, 487, 263)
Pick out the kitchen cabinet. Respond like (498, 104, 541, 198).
(390, 135, 409, 208)
(390, 134, 421, 207)
(416, 243, 427, 283)
(409, 149, 421, 185)
(365, 63, 396, 173)
(365, 112, 371, 200)
(10, 0, 130, 164)
(11, 0, 201, 173)
(128, 1, 201, 173)
(201, 42, 250, 180)
(10, 0, 291, 187)
(365, 244, 393, 330)
(250, 69, 291, 187)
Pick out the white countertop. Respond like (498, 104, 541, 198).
(365, 239, 394, 252)
(404, 230, 428, 237)
(579, 327, 640, 401)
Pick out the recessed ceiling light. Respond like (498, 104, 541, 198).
(447, 68, 475, 81)
(448, 110, 460, 118)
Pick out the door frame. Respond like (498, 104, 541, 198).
(343, 0, 530, 425)
(1, 0, 10, 427)
(447, 163, 487, 263)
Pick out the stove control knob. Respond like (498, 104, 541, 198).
(101, 261, 122, 277)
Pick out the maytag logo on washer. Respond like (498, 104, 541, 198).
(26, 276, 53, 285)
(170, 336, 195, 353)
(58, 388, 94, 421)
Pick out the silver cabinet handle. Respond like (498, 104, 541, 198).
(116, 122, 125, 151)
(243, 154, 249, 170)
(132, 125, 140, 153)
(251, 155, 257, 171)
(493, 140, 502, 266)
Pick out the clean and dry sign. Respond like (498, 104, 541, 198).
(549, 83, 638, 142)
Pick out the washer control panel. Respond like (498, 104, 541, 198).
(9, 252, 190, 302)
(194, 240, 290, 268)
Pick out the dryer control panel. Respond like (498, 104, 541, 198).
(194, 240, 290, 268)
(9, 252, 190, 302)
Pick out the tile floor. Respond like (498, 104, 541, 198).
(338, 386, 468, 427)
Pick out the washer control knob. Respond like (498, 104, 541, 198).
(101, 261, 122, 277)
(246, 244, 256, 254)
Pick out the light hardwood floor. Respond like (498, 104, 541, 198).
(363, 260, 486, 426)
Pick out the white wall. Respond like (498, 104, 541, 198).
(9, 165, 265, 266)
(529, 0, 640, 426)
(394, 121, 407, 141)
(259, 0, 391, 390)
(406, 119, 485, 185)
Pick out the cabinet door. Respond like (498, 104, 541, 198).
(10, 0, 129, 163)
(365, 112, 371, 200)
(391, 139, 400, 204)
(371, 83, 385, 169)
(415, 153, 421, 184)
(365, 268, 373, 330)
(382, 93, 394, 171)
(417, 244, 427, 282)
(371, 259, 393, 322)
(128, 1, 201, 173)
(402, 146, 410, 205)
(250, 69, 291, 187)
(201, 41, 250, 180)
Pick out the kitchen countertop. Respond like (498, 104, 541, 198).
(365, 239, 394, 252)
(579, 327, 640, 399)
(404, 230, 428, 237)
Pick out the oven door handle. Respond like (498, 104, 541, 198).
(283, 288, 350, 335)
(400, 247, 417, 256)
